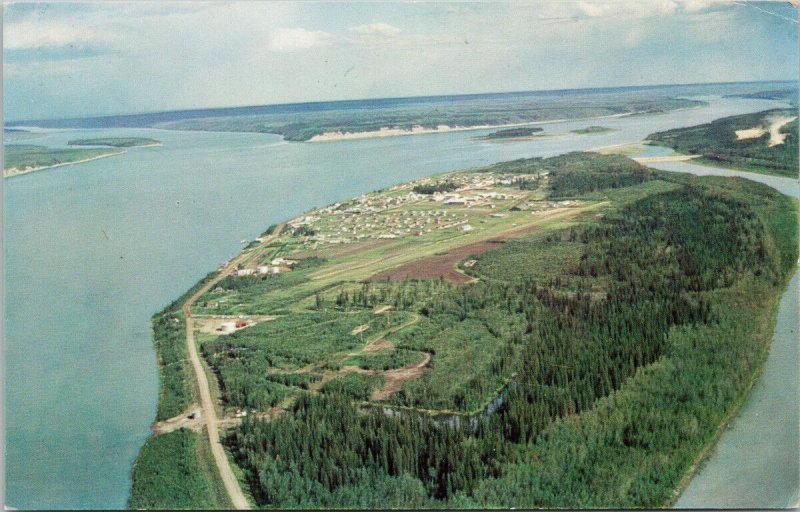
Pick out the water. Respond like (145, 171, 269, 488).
(2, 94, 794, 509)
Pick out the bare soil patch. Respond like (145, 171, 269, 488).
(372, 352, 432, 401)
(371, 223, 541, 283)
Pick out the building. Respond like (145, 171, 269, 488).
(219, 322, 236, 334)
(237, 268, 255, 277)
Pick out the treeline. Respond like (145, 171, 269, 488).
(225, 181, 789, 507)
(648, 109, 799, 177)
(545, 152, 653, 197)
(413, 181, 459, 195)
(130, 429, 228, 509)
(474, 152, 653, 197)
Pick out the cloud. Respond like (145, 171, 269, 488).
(348, 23, 401, 37)
(267, 27, 332, 52)
(574, 0, 730, 18)
(4, 19, 118, 50)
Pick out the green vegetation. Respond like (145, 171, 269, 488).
(214, 154, 796, 508)
(344, 348, 421, 371)
(139, 150, 796, 509)
(724, 87, 798, 106)
(130, 429, 231, 509)
(481, 127, 544, 139)
(320, 373, 385, 401)
(412, 181, 459, 195)
(647, 109, 798, 177)
(68, 137, 160, 147)
(571, 125, 615, 134)
(3, 144, 122, 175)
(152, 311, 195, 421)
(154, 96, 704, 141)
(200, 310, 413, 410)
(131, 264, 236, 510)
(475, 151, 654, 197)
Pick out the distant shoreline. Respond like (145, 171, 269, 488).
(3, 150, 125, 179)
(307, 108, 698, 142)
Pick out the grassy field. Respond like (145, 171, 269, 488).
(647, 109, 798, 177)
(3, 144, 122, 176)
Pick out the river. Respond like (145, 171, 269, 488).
(2, 94, 795, 509)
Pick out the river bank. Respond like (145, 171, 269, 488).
(307, 110, 690, 142)
(4, 94, 793, 509)
(3, 149, 125, 178)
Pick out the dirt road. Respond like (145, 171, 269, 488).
(180, 223, 283, 510)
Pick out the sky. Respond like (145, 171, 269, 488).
(2, 0, 798, 121)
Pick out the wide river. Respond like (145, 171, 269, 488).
(3, 96, 796, 509)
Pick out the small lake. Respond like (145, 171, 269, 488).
(3, 95, 795, 509)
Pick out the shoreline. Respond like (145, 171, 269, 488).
(3, 150, 126, 179)
(307, 110, 675, 143)
(667, 269, 797, 508)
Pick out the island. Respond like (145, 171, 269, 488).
(67, 137, 161, 148)
(478, 127, 544, 139)
(571, 125, 616, 134)
(3, 144, 124, 178)
(647, 108, 798, 178)
(130, 151, 797, 510)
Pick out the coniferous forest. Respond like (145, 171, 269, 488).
(216, 155, 797, 508)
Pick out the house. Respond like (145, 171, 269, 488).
(237, 268, 255, 277)
(257, 266, 271, 274)
(461, 224, 474, 232)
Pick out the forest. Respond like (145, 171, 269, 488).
(647, 109, 798, 177)
(216, 155, 796, 508)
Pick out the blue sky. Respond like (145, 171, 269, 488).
(3, 1, 797, 121)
